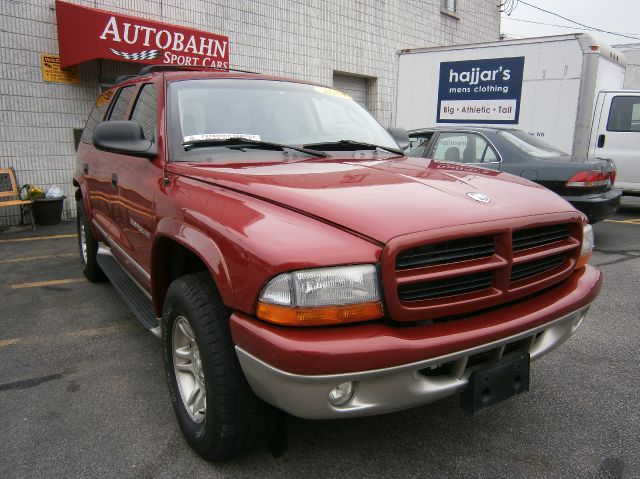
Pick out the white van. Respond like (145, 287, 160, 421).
(589, 90, 640, 195)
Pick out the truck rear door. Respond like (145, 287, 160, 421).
(592, 92, 640, 194)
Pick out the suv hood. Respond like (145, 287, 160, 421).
(168, 156, 579, 244)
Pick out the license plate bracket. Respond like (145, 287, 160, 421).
(460, 351, 530, 414)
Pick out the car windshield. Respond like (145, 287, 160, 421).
(169, 79, 398, 160)
(497, 130, 567, 158)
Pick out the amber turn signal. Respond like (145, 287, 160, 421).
(575, 251, 592, 270)
(256, 301, 384, 326)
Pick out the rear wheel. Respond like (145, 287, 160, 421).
(163, 272, 276, 460)
(76, 201, 105, 282)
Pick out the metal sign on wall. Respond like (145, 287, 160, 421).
(437, 56, 525, 124)
(41, 54, 79, 83)
(55, 0, 229, 69)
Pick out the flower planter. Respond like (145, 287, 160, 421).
(32, 197, 66, 225)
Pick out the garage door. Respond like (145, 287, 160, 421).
(333, 73, 369, 110)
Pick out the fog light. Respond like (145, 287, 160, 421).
(328, 382, 355, 407)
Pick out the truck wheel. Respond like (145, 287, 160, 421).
(163, 272, 276, 460)
(76, 202, 105, 282)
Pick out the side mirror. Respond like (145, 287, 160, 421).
(387, 126, 411, 151)
(93, 121, 157, 159)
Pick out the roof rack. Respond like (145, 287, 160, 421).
(113, 74, 138, 84)
(111, 64, 260, 86)
(137, 64, 260, 76)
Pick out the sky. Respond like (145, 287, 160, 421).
(500, 0, 640, 48)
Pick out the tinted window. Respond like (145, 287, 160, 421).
(477, 138, 497, 162)
(497, 130, 566, 157)
(81, 90, 115, 143)
(108, 85, 135, 121)
(431, 133, 498, 163)
(131, 84, 157, 141)
(406, 133, 434, 157)
(607, 96, 640, 132)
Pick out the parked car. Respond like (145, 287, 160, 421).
(74, 66, 601, 460)
(407, 127, 622, 223)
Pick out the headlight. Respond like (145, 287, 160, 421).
(256, 265, 384, 326)
(576, 224, 594, 269)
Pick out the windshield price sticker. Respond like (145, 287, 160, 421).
(437, 56, 525, 124)
(183, 134, 261, 142)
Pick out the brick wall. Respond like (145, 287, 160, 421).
(0, 0, 500, 226)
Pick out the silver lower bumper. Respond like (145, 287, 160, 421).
(235, 306, 590, 419)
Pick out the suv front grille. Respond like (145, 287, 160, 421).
(398, 272, 493, 301)
(510, 253, 568, 283)
(385, 221, 582, 322)
(396, 236, 494, 270)
(512, 224, 570, 251)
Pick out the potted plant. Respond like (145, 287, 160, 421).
(24, 185, 66, 225)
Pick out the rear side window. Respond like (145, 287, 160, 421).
(81, 90, 115, 144)
(607, 96, 640, 132)
(130, 84, 157, 141)
(431, 133, 498, 163)
(108, 85, 135, 121)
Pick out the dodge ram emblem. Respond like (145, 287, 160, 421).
(467, 192, 490, 203)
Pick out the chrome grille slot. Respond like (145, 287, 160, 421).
(398, 271, 493, 301)
(396, 236, 495, 270)
(510, 253, 567, 282)
(512, 224, 570, 251)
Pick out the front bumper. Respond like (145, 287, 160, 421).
(236, 306, 589, 419)
(232, 265, 601, 419)
(564, 188, 622, 223)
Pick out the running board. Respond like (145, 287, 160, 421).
(96, 245, 161, 338)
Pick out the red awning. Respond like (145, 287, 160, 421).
(55, 0, 229, 69)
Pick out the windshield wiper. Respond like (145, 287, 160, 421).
(183, 137, 327, 157)
(302, 140, 403, 155)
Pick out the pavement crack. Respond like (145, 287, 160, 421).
(593, 248, 640, 267)
(0, 373, 64, 391)
(594, 248, 640, 256)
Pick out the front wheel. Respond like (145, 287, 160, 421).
(163, 272, 276, 460)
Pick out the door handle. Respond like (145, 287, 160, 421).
(597, 134, 606, 148)
(111, 173, 118, 188)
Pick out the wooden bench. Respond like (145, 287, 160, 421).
(0, 167, 35, 231)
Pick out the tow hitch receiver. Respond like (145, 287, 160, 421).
(460, 352, 530, 414)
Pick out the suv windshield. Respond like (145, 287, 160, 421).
(169, 79, 398, 160)
(497, 130, 567, 158)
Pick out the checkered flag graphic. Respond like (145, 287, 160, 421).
(109, 48, 160, 61)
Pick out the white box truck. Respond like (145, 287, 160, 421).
(394, 34, 640, 195)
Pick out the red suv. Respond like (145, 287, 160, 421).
(74, 66, 602, 460)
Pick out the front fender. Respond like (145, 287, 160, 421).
(152, 217, 234, 315)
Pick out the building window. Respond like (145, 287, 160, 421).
(441, 0, 459, 17)
(441, 0, 456, 12)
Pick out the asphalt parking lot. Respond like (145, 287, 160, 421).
(1, 199, 639, 479)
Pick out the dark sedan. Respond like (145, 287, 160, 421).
(407, 127, 621, 223)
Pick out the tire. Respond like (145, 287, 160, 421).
(163, 272, 276, 460)
(77, 201, 106, 282)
